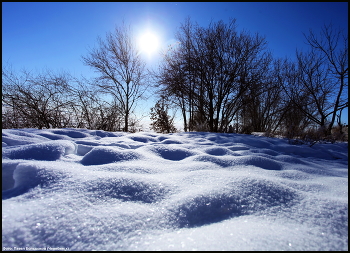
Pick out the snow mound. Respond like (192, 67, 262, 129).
(84, 176, 170, 204)
(81, 146, 142, 165)
(2, 129, 50, 146)
(204, 146, 233, 156)
(50, 129, 91, 138)
(168, 177, 298, 228)
(149, 145, 197, 161)
(128, 134, 158, 143)
(2, 161, 70, 200)
(2, 140, 76, 160)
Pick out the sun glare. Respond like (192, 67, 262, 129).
(138, 31, 159, 57)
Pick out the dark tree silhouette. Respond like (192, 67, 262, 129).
(280, 24, 348, 138)
(157, 18, 271, 133)
(303, 24, 348, 136)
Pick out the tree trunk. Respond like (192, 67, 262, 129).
(327, 75, 345, 136)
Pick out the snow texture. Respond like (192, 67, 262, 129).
(2, 128, 348, 250)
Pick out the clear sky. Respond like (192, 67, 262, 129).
(2, 2, 348, 124)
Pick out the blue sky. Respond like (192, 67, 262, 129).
(2, 2, 348, 124)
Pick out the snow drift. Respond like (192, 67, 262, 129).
(2, 128, 348, 250)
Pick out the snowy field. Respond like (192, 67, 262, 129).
(2, 128, 348, 251)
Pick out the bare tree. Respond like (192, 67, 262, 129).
(69, 78, 98, 129)
(68, 77, 122, 131)
(156, 48, 189, 132)
(240, 58, 286, 133)
(157, 18, 271, 133)
(274, 57, 316, 136)
(2, 66, 73, 129)
(82, 23, 149, 132)
(280, 24, 348, 139)
(303, 24, 348, 136)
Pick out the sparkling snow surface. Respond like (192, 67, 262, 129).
(2, 128, 348, 250)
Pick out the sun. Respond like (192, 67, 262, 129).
(138, 31, 159, 57)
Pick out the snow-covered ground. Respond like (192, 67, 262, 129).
(2, 128, 348, 251)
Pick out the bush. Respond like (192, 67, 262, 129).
(150, 98, 177, 134)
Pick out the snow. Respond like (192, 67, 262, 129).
(2, 128, 348, 251)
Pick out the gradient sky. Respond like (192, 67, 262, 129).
(2, 2, 348, 124)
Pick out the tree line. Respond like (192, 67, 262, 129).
(155, 19, 348, 141)
(2, 18, 348, 141)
